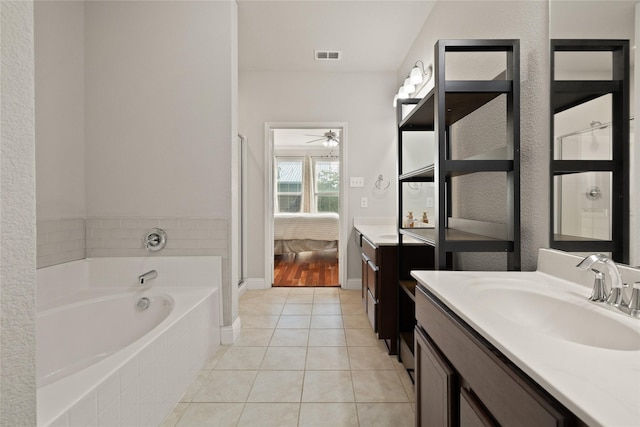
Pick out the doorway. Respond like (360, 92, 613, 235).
(265, 123, 347, 288)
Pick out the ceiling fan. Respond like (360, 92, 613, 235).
(304, 130, 340, 148)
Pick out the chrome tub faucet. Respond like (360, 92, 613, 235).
(138, 270, 158, 285)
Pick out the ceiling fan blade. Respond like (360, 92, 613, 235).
(304, 134, 325, 137)
(305, 138, 326, 143)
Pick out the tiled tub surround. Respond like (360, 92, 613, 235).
(36, 257, 221, 427)
(37, 218, 86, 268)
(85, 217, 228, 258)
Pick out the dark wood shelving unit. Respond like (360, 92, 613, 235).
(396, 39, 521, 379)
(549, 39, 630, 263)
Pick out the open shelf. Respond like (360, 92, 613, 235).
(399, 81, 510, 131)
(552, 81, 619, 114)
(399, 280, 417, 302)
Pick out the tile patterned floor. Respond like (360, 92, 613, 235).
(161, 287, 415, 427)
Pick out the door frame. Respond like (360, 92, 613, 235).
(264, 122, 348, 288)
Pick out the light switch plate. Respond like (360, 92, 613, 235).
(350, 177, 364, 188)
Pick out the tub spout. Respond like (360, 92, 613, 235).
(138, 270, 158, 285)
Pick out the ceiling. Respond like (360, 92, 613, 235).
(238, 1, 636, 75)
(237, 0, 435, 72)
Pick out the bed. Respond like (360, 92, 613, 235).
(274, 212, 339, 255)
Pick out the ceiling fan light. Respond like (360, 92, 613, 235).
(409, 66, 423, 85)
(393, 94, 398, 107)
(327, 139, 339, 148)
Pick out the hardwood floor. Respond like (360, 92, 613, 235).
(273, 250, 339, 287)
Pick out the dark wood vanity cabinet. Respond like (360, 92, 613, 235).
(415, 284, 584, 427)
(356, 230, 433, 355)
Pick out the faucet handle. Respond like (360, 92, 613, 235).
(588, 268, 607, 302)
(625, 282, 640, 317)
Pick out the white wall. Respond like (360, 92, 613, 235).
(239, 71, 398, 282)
(1, 1, 37, 424)
(83, 0, 237, 326)
(84, 1, 232, 218)
(35, 1, 85, 220)
(397, 1, 550, 271)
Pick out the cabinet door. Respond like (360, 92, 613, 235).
(460, 388, 497, 427)
(366, 259, 379, 299)
(367, 289, 377, 331)
(415, 326, 456, 427)
(361, 253, 369, 301)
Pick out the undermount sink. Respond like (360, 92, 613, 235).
(464, 278, 640, 351)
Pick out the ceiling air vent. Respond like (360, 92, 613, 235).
(315, 50, 342, 61)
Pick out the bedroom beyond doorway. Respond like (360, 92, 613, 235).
(271, 127, 342, 287)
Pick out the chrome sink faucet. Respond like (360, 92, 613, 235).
(576, 254, 639, 318)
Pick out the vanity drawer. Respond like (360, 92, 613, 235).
(361, 236, 377, 263)
(415, 284, 571, 427)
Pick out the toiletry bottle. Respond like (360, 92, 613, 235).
(407, 212, 414, 228)
(422, 211, 429, 224)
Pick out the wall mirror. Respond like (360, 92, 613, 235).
(549, 1, 637, 265)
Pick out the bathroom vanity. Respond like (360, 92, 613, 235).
(412, 249, 640, 426)
(353, 222, 434, 354)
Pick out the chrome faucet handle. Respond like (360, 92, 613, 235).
(588, 268, 607, 303)
(624, 282, 640, 318)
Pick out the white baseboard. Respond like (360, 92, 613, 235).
(238, 281, 248, 297)
(220, 316, 242, 345)
(246, 277, 269, 290)
(344, 278, 361, 291)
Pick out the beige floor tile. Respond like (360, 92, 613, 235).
(298, 403, 359, 427)
(237, 403, 300, 427)
(276, 315, 311, 329)
(339, 292, 362, 304)
(306, 347, 350, 370)
(234, 328, 274, 346)
(241, 293, 287, 304)
(260, 346, 307, 370)
(340, 303, 365, 315)
(269, 328, 310, 346)
(203, 345, 229, 369)
(301, 371, 355, 402)
(351, 371, 409, 402)
(313, 295, 341, 304)
(347, 347, 396, 371)
(159, 402, 189, 427)
(214, 346, 266, 370)
(282, 303, 313, 315)
(310, 315, 344, 329)
(248, 371, 304, 402)
(240, 302, 284, 315)
(342, 314, 371, 329)
(266, 287, 292, 295)
(308, 329, 346, 347)
(175, 403, 244, 427)
(180, 369, 211, 402)
(287, 287, 315, 295)
(285, 294, 315, 304)
(311, 303, 341, 315)
(240, 315, 280, 329)
(314, 287, 340, 295)
(397, 366, 415, 403)
(192, 370, 257, 402)
(356, 403, 415, 427)
(345, 328, 379, 347)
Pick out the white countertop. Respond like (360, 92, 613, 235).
(411, 264, 640, 427)
(353, 220, 431, 246)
